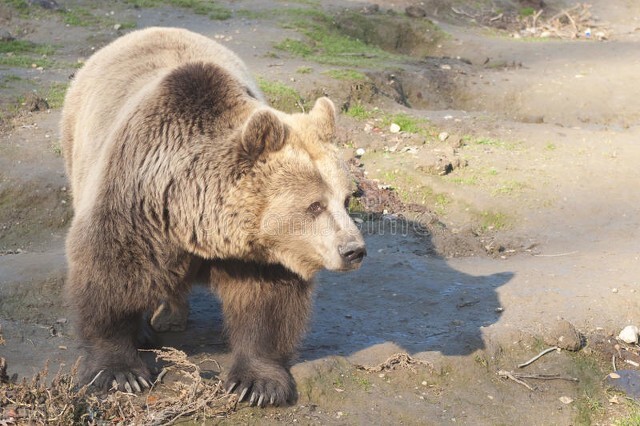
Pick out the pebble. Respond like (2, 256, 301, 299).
(389, 123, 401, 133)
(355, 148, 365, 157)
(559, 396, 573, 404)
(438, 132, 449, 142)
(618, 325, 639, 344)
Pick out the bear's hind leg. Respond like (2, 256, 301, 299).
(211, 261, 313, 407)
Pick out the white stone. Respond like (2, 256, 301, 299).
(389, 123, 401, 133)
(618, 325, 639, 344)
(355, 148, 365, 157)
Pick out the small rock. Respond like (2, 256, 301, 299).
(559, 396, 573, 404)
(113, 23, 122, 31)
(612, 288, 619, 293)
(438, 132, 449, 142)
(355, 148, 366, 157)
(544, 319, 582, 351)
(363, 123, 373, 133)
(405, 5, 427, 18)
(389, 123, 401, 133)
(618, 325, 639, 344)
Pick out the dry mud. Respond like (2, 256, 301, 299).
(2, 0, 640, 424)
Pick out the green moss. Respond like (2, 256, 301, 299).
(257, 77, 306, 113)
(323, 69, 367, 81)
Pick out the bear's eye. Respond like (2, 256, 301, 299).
(307, 201, 324, 216)
(344, 196, 352, 210)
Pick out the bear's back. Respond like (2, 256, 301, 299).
(61, 27, 262, 208)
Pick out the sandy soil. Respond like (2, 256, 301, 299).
(2, 0, 640, 424)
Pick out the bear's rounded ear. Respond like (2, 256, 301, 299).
(310, 97, 336, 142)
(241, 109, 287, 161)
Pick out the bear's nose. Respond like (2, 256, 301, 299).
(339, 241, 367, 265)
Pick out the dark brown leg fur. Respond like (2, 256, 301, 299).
(210, 260, 313, 407)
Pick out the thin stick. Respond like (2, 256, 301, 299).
(533, 251, 577, 257)
(497, 370, 534, 390)
(510, 372, 579, 382)
(612, 354, 617, 372)
(518, 346, 558, 368)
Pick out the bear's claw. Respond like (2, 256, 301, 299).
(86, 367, 152, 394)
(225, 369, 296, 407)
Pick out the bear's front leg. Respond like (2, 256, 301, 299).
(211, 260, 313, 407)
(68, 267, 153, 393)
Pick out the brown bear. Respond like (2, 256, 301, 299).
(60, 27, 366, 406)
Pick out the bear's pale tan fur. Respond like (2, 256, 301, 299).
(61, 27, 365, 405)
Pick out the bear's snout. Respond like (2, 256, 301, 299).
(338, 240, 367, 268)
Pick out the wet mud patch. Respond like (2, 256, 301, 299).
(0, 179, 72, 250)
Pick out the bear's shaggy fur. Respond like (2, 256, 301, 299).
(61, 27, 365, 406)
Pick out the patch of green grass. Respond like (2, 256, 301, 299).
(0, 55, 54, 69)
(344, 103, 373, 120)
(44, 82, 69, 109)
(257, 77, 305, 113)
(4, 0, 30, 16)
(545, 142, 556, 151)
(272, 8, 397, 67)
(615, 405, 640, 426)
(434, 193, 451, 214)
(61, 7, 101, 27)
(125, 0, 230, 20)
(382, 112, 433, 137)
(492, 180, 527, 196)
(446, 175, 477, 185)
(479, 211, 509, 232)
(570, 353, 608, 425)
(323, 69, 367, 81)
(466, 135, 521, 151)
(0, 40, 55, 56)
(274, 38, 314, 57)
(50, 140, 62, 156)
(296, 66, 313, 74)
(519, 7, 535, 17)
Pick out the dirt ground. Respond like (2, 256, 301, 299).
(2, 0, 640, 424)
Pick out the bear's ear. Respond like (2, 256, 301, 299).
(310, 97, 336, 142)
(241, 109, 287, 162)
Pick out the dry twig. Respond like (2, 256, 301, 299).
(355, 353, 433, 373)
(518, 346, 559, 368)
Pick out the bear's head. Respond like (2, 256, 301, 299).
(238, 97, 366, 279)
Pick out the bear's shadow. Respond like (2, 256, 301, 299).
(161, 219, 513, 361)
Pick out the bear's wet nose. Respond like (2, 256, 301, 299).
(339, 242, 367, 265)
